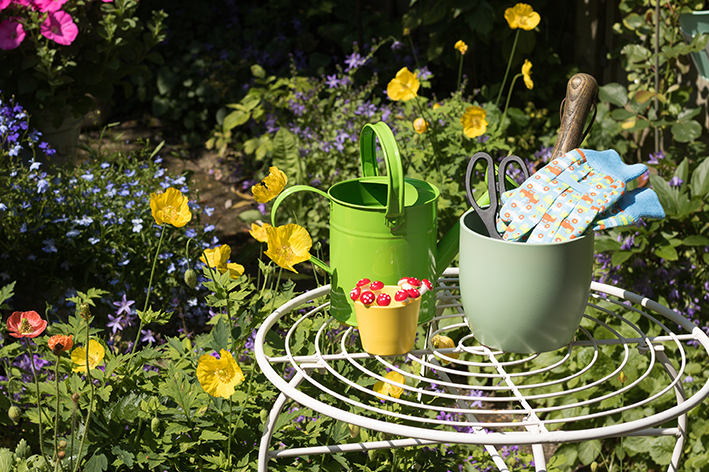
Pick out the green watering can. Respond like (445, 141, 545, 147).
(272, 122, 459, 326)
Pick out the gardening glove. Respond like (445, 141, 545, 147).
(496, 149, 647, 242)
(590, 187, 665, 231)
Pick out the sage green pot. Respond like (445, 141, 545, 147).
(459, 208, 594, 353)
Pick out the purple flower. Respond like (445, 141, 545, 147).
(648, 151, 665, 165)
(107, 314, 124, 333)
(141, 329, 156, 344)
(344, 52, 366, 71)
(325, 74, 339, 89)
(669, 176, 684, 187)
(113, 294, 135, 316)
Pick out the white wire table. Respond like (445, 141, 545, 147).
(254, 268, 709, 472)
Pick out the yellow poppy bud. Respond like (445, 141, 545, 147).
(454, 40, 468, 55)
(413, 118, 429, 134)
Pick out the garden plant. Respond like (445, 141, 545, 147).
(3, 0, 709, 471)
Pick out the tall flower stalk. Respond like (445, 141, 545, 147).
(494, 3, 540, 108)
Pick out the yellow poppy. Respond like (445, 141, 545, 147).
(386, 67, 420, 102)
(201, 245, 230, 268)
(201, 245, 244, 279)
(413, 118, 429, 134)
(432, 103, 442, 110)
(196, 349, 245, 399)
(373, 371, 405, 400)
(522, 59, 533, 90)
(223, 262, 245, 279)
(431, 334, 460, 364)
(150, 187, 192, 228)
(71, 340, 106, 373)
(264, 224, 312, 273)
(454, 40, 468, 55)
(504, 3, 541, 30)
(249, 222, 271, 243)
(461, 106, 488, 139)
(252, 166, 287, 204)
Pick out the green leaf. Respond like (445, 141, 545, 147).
(251, 64, 266, 78)
(599, 83, 628, 107)
(198, 430, 227, 441)
(674, 157, 689, 183)
(611, 251, 633, 266)
(594, 236, 622, 252)
(671, 120, 702, 142)
(577, 439, 602, 465)
(211, 315, 229, 352)
(222, 108, 251, 132)
(0, 281, 15, 308)
(682, 235, 709, 246)
(649, 174, 677, 215)
(622, 44, 652, 63)
(690, 157, 709, 198)
(111, 446, 134, 468)
(649, 436, 676, 465)
(272, 127, 303, 185)
(654, 245, 678, 261)
(84, 452, 108, 472)
(610, 108, 635, 120)
(623, 12, 645, 29)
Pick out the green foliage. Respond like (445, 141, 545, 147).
(0, 0, 168, 126)
(0, 120, 217, 337)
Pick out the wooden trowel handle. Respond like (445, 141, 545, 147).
(550, 73, 599, 160)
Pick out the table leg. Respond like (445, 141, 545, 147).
(258, 372, 307, 472)
(654, 346, 687, 472)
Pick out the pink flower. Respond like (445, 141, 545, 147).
(7, 311, 47, 338)
(0, 0, 12, 11)
(33, 0, 68, 13)
(11, 0, 32, 6)
(40, 10, 77, 45)
(0, 19, 25, 50)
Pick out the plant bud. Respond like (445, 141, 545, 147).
(57, 451, 66, 460)
(80, 303, 91, 320)
(590, 461, 598, 472)
(8, 405, 21, 424)
(71, 392, 81, 406)
(184, 269, 197, 289)
(58, 440, 67, 449)
(151, 417, 160, 433)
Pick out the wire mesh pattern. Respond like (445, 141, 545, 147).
(255, 268, 709, 457)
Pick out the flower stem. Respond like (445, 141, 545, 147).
(499, 74, 522, 134)
(26, 340, 52, 469)
(495, 29, 520, 109)
(74, 315, 95, 472)
(456, 54, 464, 92)
(53, 359, 61, 472)
(131, 224, 166, 357)
(406, 34, 421, 71)
(227, 398, 233, 468)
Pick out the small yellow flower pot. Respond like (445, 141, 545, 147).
(354, 285, 421, 356)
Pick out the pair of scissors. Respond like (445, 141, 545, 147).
(464, 152, 530, 239)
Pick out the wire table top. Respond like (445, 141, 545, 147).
(254, 268, 709, 472)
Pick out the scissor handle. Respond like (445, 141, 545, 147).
(465, 152, 502, 239)
(497, 155, 530, 195)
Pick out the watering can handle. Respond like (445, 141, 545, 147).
(550, 73, 599, 160)
(270, 184, 332, 274)
(359, 122, 405, 220)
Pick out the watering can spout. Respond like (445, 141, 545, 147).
(435, 221, 460, 279)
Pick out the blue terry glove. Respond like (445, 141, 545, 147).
(591, 187, 666, 231)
